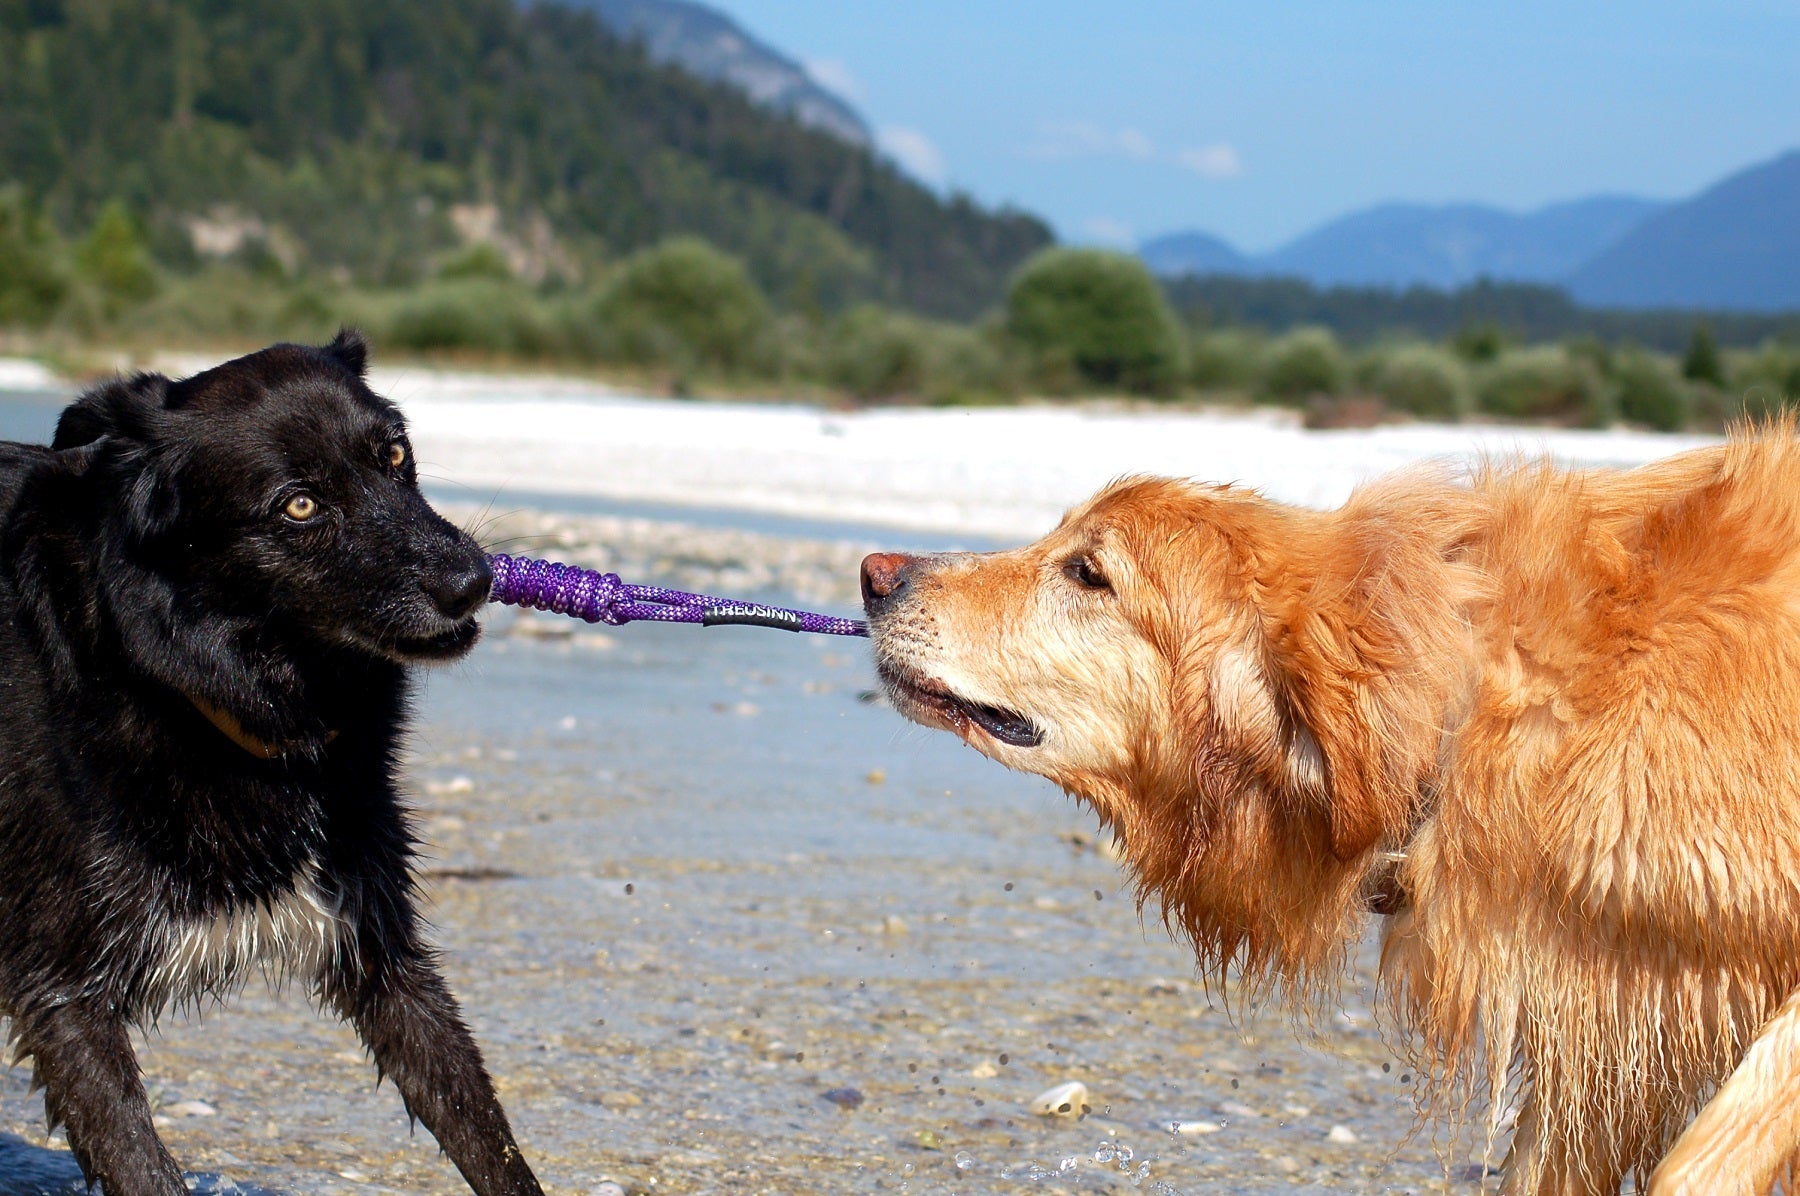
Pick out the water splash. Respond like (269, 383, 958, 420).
(978, 1138, 1178, 1191)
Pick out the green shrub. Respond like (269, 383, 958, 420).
(594, 237, 771, 374)
(0, 186, 67, 325)
(438, 242, 515, 281)
(925, 323, 1010, 404)
(823, 305, 1006, 402)
(1188, 328, 1263, 391)
(1259, 327, 1345, 402)
(117, 266, 293, 341)
(1564, 334, 1614, 379)
(1005, 248, 1184, 394)
(1369, 344, 1471, 420)
(1612, 351, 1691, 431)
(75, 200, 157, 302)
(1731, 342, 1800, 416)
(1686, 383, 1737, 432)
(824, 305, 931, 399)
(1451, 321, 1510, 363)
(1476, 346, 1614, 427)
(383, 279, 555, 356)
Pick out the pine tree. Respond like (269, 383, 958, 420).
(1681, 324, 1724, 386)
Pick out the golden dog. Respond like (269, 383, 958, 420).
(861, 429, 1800, 1194)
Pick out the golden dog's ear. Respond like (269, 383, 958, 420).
(1199, 633, 1382, 860)
(1271, 652, 1390, 861)
(1199, 638, 1327, 803)
(1263, 517, 1462, 862)
(1160, 486, 1446, 865)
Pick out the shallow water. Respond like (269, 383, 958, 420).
(0, 607, 1468, 1195)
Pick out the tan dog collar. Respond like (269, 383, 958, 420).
(188, 696, 337, 760)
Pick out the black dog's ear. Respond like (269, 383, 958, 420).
(52, 375, 184, 544)
(323, 327, 370, 378)
(123, 452, 184, 545)
(52, 373, 170, 450)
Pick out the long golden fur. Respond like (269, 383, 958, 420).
(861, 427, 1800, 1194)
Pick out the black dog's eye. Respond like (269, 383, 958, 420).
(1066, 556, 1111, 591)
(283, 493, 321, 523)
(385, 441, 408, 470)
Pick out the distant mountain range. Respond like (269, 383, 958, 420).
(1566, 151, 1800, 311)
(1143, 149, 1800, 312)
(562, 0, 871, 147)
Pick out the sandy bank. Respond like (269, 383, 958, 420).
(381, 367, 1718, 541)
(4, 355, 1721, 543)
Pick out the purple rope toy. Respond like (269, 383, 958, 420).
(486, 553, 868, 638)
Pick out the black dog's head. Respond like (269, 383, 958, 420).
(45, 331, 488, 752)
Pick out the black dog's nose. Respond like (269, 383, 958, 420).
(426, 557, 493, 620)
(860, 552, 917, 614)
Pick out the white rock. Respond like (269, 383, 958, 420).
(1327, 1124, 1359, 1144)
(1029, 1081, 1091, 1118)
(511, 614, 573, 640)
(970, 1061, 999, 1079)
(163, 1099, 217, 1117)
(1170, 1119, 1221, 1135)
(0, 358, 57, 391)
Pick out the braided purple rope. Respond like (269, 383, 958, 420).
(486, 553, 868, 637)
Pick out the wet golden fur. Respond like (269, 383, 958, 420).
(865, 427, 1800, 1193)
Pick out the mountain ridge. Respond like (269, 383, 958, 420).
(1567, 150, 1800, 312)
(563, 0, 871, 147)
(1143, 148, 1800, 311)
(1143, 195, 1664, 291)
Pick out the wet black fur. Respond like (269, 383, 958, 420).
(0, 334, 541, 1194)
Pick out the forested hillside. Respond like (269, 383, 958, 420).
(0, 0, 1048, 317)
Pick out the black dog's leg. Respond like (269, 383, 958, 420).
(15, 999, 187, 1195)
(326, 953, 543, 1196)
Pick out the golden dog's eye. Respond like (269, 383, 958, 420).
(283, 493, 320, 522)
(386, 441, 408, 469)
(1067, 555, 1111, 591)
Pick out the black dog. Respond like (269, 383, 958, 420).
(0, 333, 542, 1194)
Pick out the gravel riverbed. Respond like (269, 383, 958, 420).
(0, 507, 1485, 1196)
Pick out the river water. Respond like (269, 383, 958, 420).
(1, 611, 1459, 1195)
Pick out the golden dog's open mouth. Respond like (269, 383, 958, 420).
(877, 663, 1043, 748)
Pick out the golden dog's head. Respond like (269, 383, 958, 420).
(865, 474, 1471, 991)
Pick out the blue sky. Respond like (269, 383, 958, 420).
(706, 1, 1800, 253)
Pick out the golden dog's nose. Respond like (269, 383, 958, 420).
(860, 552, 917, 613)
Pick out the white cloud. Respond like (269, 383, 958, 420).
(1026, 122, 1244, 181)
(804, 58, 864, 103)
(1178, 142, 1244, 179)
(1117, 127, 1155, 159)
(877, 126, 947, 187)
(1081, 216, 1136, 248)
(1028, 120, 1154, 162)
